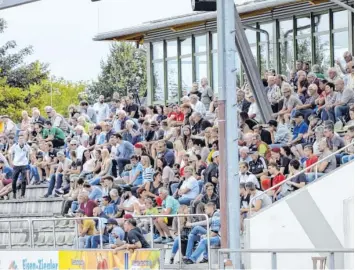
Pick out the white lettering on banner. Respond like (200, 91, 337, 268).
(0, 251, 58, 270)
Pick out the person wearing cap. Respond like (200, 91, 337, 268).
(246, 182, 272, 214)
(288, 111, 308, 146)
(105, 218, 125, 249)
(76, 209, 96, 249)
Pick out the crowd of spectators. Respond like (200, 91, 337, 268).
(0, 51, 353, 264)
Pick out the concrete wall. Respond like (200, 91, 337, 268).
(245, 161, 354, 270)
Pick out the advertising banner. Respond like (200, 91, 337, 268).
(0, 251, 59, 270)
(59, 249, 161, 270)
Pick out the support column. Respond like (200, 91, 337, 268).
(217, 0, 240, 268)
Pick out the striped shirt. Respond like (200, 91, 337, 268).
(142, 166, 155, 184)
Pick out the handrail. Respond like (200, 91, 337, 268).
(249, 141, 354, 215)
(134, 213, 211, 270)
(218, 248, 354, 270)
(30, 217, 104, 249)
(0, 219, 32, 248)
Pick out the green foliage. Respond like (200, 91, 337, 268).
(87, 42, 147, 102)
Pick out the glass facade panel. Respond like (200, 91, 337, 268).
(195, 34, 207, 53)
(153, 42, 164, 60)
(250, 46, 257, 62)
(212, 32, 218, 50)
(167, 40, 177, 58)
(153, 62, 164, 101)
(167, 60, 178, 99)
(195, 55, 207, 84)
(260, 23, 273, 42)
(315, 35, 331, 72)
(235, 53, 241, 88)
(260, 43, 274, 75)
(279, 20, 294, 39)
(333, 10, 348, 29)
(245, 28, 256, 44)
(334, 31, 349, 64)
(180, 37, 192, 56)
(297, 17, 311, 35)
(212, 53, 218, 93)
(280, 39, 294, 75)
(297, 37, 312, 62)
(314, 13, 329, 32)
(181, 57, 193, 93)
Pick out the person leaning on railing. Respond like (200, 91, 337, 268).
(246, 182, 272, 214)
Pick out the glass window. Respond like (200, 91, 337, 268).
(279, 39, 294, 75)
(279, 20, 294, 39)
(334, 31, 349, 64)
(260, 43, 274, 76)
(245, 28, 256, 44)
(195, 55, 207, 84)
(297, 17, 311, 35)
(153, 42, 164, 60)
(212, 53, 218, 93)
(212, 32, 218, 50)
(181, 57, 193, 93)
(260, 23, 273, 42)
(195, 34, 207, 53)
(333, 10, 349, 29)
(152, 62, 164, 101)
(167, 40, 177, 58)
(167, 60, 178, 99)
(297, 38, 312, 62)
(314, 13, 329, 33)
(315, 35, 331, 72)
(250, 46, 257, 62)
(180, 37, 192, 56)
(235, 53, 241, 88)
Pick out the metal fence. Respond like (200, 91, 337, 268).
(133, 213, 212, 270)
(249, 142, 354, 215)
(30, 217, 104, 249)
(218, 248, 354, 270)
(0, 219, 32, 248)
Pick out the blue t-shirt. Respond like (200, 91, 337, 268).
(109, 226, 125, 244)
(130, 162, 143, 186)
(2, 166, 13, 179)
(89, 186, 103, 201)
(292, 121, 308, 142)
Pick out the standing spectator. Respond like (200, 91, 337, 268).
(115, 133, 134, 174)
(188, 82, 202, 99)
(9, 135, 30, 199)
(200, 77, 214, 110)
(124, 96, 140, 119)
(93, 95, 110, 123)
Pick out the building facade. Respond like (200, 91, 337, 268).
(94, 0, 354, 105)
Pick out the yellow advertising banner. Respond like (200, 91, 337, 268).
(58, 249, 161, 270)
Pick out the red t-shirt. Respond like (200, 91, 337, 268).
(305, 155, 318, 173)
(272, 173, 286, 190)
(168, 112, 184, 122)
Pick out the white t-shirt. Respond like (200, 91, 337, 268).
(248, 102, 261, 123)
(123, 196, 138, 215)
(9, 144, 31, 166)
(180, 176, 199, 200)
(93, 102, 110, 123)
(239, 172, 260, 189)
(250, 190, 272, 209)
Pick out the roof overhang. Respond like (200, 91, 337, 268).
(93, 0, 330, 42)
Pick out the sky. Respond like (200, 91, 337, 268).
(0, 0, 193, 82)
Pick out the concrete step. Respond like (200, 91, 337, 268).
(0, 198, 63, 215)
(0, 217, 75, 230)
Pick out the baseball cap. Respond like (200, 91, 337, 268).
(123, 214, 133, 220)
(271, 148, 280, 153)
(105, 218, 118, 225)
(212, 151, 219, 159)
(70, 139, 78, 145)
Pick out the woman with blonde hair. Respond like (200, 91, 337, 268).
(173, 139, 186, 165)
(89, 148, 113, 185)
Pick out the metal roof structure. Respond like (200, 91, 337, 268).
(93, 0, 342, 42)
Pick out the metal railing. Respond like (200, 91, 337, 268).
(0, 219, 32, 248)
(249, 142, 354, 215)
(218, 248, 354, 270)
(30, 217, 104, 249)
(133, 213, 212, 270)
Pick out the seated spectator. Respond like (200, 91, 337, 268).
(307, 139, 337, 182)
(342, 126, 354, 164)
(122, 120, 141, 145)
(324, 125, 345, 162)
(83, 182, 103, 203)
(175, 166, 199, 206)
(89, 149, 112, 185)
(334, 79, 353, 122)
(85, 207, 109, 248)
(327, 67, 340, 83)
(203, 151, 219, 190)
(239, 146, 252, 163)
(260, 162, 286, 200)
(190, 182, 219, 220)
(253, 125, 272, 145)
(183, 202, 220, 264)
(144, 171, 163, 201)
(292, 84, 318, 121)
(115, 133, 134, 175)
(191, 112, 212, 136)
(274, 83, 302, 124)
(76, 209, 96, 248)
(239, 183, 250, 231)
(266, 76, 282, 113)
(115, 218, 150, 251)
(42, 120, 66, 148)
(246, 182, 272, 214)
(127, 155, 143, 187)
(189, 94, 206, 116)
(153, 140, 175, 168)
(246, 93, 261, 123)
(239, 161, 260, 189)
(0, 159, 13, 199)
(248, 151, 268, 179)
(250, 134, 270, 158)
(117, 186, 138, 217)
(317, 82, 338, 122)
(78, 191, 97, 217)
(154, 187, 180, 244)
(289, 112, 308, 148)
(106, 218, 125, 249)
(62, 178, 84, 217)
(270, 148, 290, 175)
(304, 145, 318, 172)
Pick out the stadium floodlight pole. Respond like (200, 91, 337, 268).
(217, 0, 240, 268)
(0, 0, 40, 10)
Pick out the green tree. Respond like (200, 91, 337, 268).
(87, 42, 147, 101)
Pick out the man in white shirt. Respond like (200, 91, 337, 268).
(246, 93, 262, 123)
(189, 94, 206, 116)
(239, 161, 260, 189)
(118, 186, 138, 216)
(74, 125, 89, 147)
(69, 139, 86, 161)
(93, 95, 110, 123)
(177, 166, 199, 205)
(9, 135, 31, 199)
